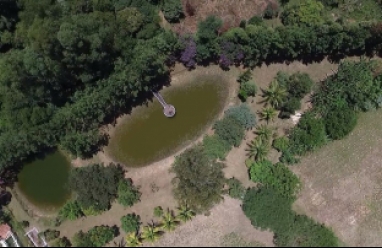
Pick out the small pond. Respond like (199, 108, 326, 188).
(107, 79, 229, 167)
(17, 150, 71, 210)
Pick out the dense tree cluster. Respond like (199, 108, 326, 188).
(243, 187, 338, 247)
(0, 0, 177, 177)
(73, 225, 117, 247)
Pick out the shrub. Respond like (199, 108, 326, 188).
(213, 117, 245, 147)
(226, 178, 246, 200)
(224, 104, 257, 130)
(202, 135, 231, 160)
(247, 16, 264, 26)
(73, 226, 116, 247)
(274, 215, 338, 247)
(121, 213, 141, 234)
(59, 201, 83, 221)
(325, 106, 358, 140)
(81, 206, 102, 216)
(289, 112, 327, 155)
(238, 89, 248, 101)
(52, 237, 71, 247)
(117, 178, 141, 207)
(279, 149, 300, 164)
(263, 2, 279, 19)
(280, 97, 301, 117)
(272, 136, 289, 152)
(239, 80, 257, 101)
(287, 73, 314, 98)
(154, 206, 163, 217)
(43, 229, 60, 241)
(237, 69, 252, 84)
(20, 220, 29, 228)
(249, 160, 300, 198)
(172, 146, 225, 212)
(281, 0, 326, 26)
(242, 187, 295, 232)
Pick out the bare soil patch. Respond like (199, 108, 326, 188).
(173, 0, 277, 34)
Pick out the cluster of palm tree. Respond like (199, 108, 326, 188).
(246, 124, 275, 162)
(259, 80, 287, 123)
(124, 205, 195, 247)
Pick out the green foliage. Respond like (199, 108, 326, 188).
(196, 16, 222, 61)
(176, 205, 195, 222)
(202, 135, 231, 160)
(262, 80, 287, 108)
(288, 112, 327, 156)
(125, 232, 141, 247)
(162, 0, 183, 23)
(224, 104, 257, 130)
(237, 69, 252, 84)
(246, 137, 270, 162)
(52, 237, 71, 247)
(226, 178, 246, 200)
(287, 72, 314, 98)
(160, 209, 178, 231)
(73, 225, 116, 247)
(121, 214, 141, 234)
(242, 187, 295, 232)
(279, 97, 301, 118)
(254, 124, 274, 142)
(249, 161, 300, 198)
(59, 201, 83, 221)
(43, 229, 60, 241)
(247, 16, 264, 26)
(272, 136, 289, 152)
(259, 107, 278, 123)
(154, 206, 164, 217)
(325, 106, 358, 140)
(140, 224, 161, 243)
(281, 0, 326, 26)
(117, 179, 141, 207)
(81, 205, 103, 217)
(69, 163, 124, 211)
(274, 215, 338, 247)
(239, 80, 257, 101)
(214, 117, 245, 147)
(172, 146, 225, 212)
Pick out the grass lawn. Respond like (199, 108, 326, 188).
(292, 108, 382, 246)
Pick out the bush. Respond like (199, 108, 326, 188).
(242, 187, 295, 232)
(73, 226, 116, 247)
(287, 73, 314, 98)
(202, 135, 231, 160)
(280, 97, 301, 117)
(59, 201, 83, 221)
(263, 2, 279, 19)
(325, 106, 358, 140)
(281, 0, 326, 26)
(247, 16, 264, 26)
(274, 215, 338, 247)
(117, 179, 141, 207)
(121, 213, 141, 234)
(172, 146, 225, 212)
(213, 117, 245, 147)
(289, 112, 327, 155)
(249, 160, 300, 198)
(43, 229, 60, 241)
(226, 178, 246, 200)
(239, 80, 257, 101)
(53, 237, 71, 247)
(224, 104, 256, 130)
(162, 0, 183, 23)
(237, 69, 252, 84)
(272, 136, 289, 152)
(279, 149, 300, 164)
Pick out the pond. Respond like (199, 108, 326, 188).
(17, 150, 71, 210)
(107, 79, 229, 167)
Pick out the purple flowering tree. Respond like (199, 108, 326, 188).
(179, 36, 197, 69)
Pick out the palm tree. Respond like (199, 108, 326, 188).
(246, 137, 269, 162)
(140, 223, 161, 243)
(254, 124, 273, 142)
(176, 205, 195, 223)
(125, 232, 141, 247)
(261, 80, 287, 108)
(259, 107, 277, 124)
(160, 209, 178, 231)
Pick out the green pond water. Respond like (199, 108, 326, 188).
(107, 80, 229, 167)
(17, 151, 71, 209)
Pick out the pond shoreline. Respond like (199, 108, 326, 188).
(71, 65, 240, 170)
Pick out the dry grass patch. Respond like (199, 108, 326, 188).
(291, 109, 382, 247)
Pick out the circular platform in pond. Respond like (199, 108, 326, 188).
(164, 105, 176, 118)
